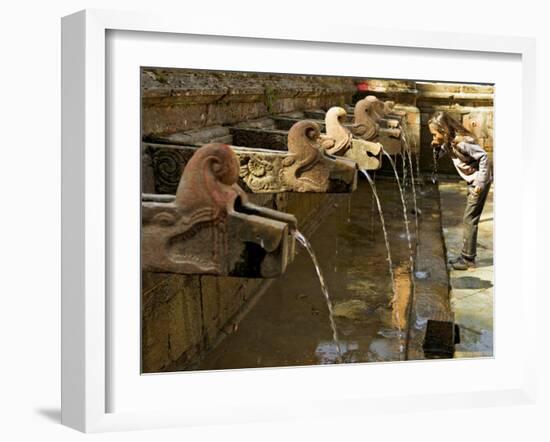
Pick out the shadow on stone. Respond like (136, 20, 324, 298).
(451, 276, 493, 290)
(474, 258, 494, 268)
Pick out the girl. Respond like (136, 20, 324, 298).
(428, 111, 492, 270)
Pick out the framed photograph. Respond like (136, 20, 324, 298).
(61, 9, 537, 433)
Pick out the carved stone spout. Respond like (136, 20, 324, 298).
(351, 99, 380, 141)
(142, 143, 298, 278)
(352, 98, 402, 155)
(362, 96, 405, 127)
(277, 120, 357, 192)
(323, 106, 382, 170)
(382, 100, 407, 119)
(225, 121, 357, 193)
(143, 129, 357, 195)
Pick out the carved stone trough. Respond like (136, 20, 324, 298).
(142, 143, 298, 278)
(143, 120, 358, 195)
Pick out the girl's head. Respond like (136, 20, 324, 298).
(428, 111, 474, 148)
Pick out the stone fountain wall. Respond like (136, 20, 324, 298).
(142, 68, 357, 137)
(141, 69, 356, 373)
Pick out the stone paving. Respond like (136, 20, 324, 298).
(438, 180, 494, 358)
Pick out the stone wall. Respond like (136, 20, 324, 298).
(142, 68, 357, 137)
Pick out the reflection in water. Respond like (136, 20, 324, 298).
(415, 270, 429, 280)
(315, 341, 358, 364)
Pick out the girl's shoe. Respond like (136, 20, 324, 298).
(450, 256, 475, 270)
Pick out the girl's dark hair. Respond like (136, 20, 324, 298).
(428, 111, 475, 146)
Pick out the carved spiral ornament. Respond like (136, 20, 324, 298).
(152, 148, 187, 194)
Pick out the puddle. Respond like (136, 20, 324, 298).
(415, 271, 430, 280)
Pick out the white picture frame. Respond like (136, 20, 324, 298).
(61, 9, 537, 433)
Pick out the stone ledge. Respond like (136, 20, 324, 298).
(142, 68, 356, 106)
(405, 181, 453, 360)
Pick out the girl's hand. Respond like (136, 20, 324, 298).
(473, 186, 482, 195)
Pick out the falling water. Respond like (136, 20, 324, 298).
(369, 172, 377, 240)
(415, 151, 421, 186)
(382, 153, 415, 354)
(401, 153, 408, 189)
(360, 169, 397, 319)
(291, 229, 342, 359)
(334, 235, 338, 273)
(432, 146, 440, 184)
(383, 151, 413, 255)
(401, 132, 419, 237)
(399, 118, 411, 189)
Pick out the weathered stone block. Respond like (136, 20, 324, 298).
(201, 276, 247, 346)
(142, 103, 209, 137)
(142, 274, 202, 372)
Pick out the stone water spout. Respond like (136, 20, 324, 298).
(234, 121, 357, 193)
(142, 143, 298, 278)
(276, 120, 356, 192)
(352, 98, 402, 155)
(143, 121, 357, 194)
(323, 106, 382, 171)
(382, 100, 407, 119)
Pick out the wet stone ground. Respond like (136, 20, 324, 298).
(193, 176, 419, 371)
(439, 180, 494, 358)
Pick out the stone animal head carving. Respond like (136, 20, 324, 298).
(324, 106, 353, 155)
(384, 100, 396, 114)
(352, 99, 379, 141)
(280, 121, 330, 192)
(142, 143, 297, 277)
(364, 95, 386, 121)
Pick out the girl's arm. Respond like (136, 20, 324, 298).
(459, 142, 491, 189)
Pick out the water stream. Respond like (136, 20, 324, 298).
(383, 151, 413, 255)
(432, 145, 440, 184)
(382, 152, 416, 353)
(398, 120, 420, 358)
(401, 153, 407, 189)
(401, 132, 420, 237)
(415, 151, 421, 186)
(360, 169, 397, 313)
(291, 229, 342, 359)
